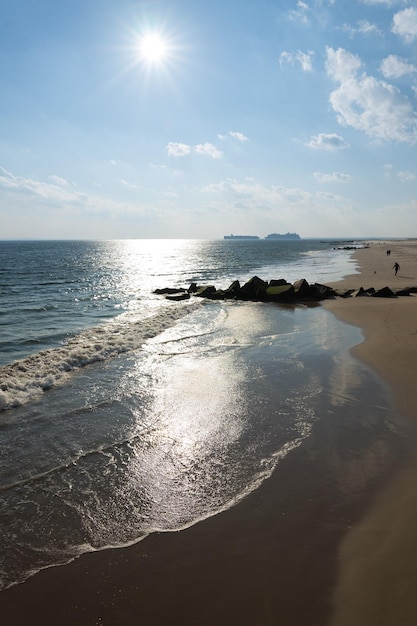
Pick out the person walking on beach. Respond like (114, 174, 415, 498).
(393, 262, 400, 275)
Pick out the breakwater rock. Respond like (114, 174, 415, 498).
(154, 277, 417, 304)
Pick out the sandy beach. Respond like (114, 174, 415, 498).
(1, 239, 417, 626)
(325, 239, 417, 626)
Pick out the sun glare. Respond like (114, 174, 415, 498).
(139, 33, 168, 64)
(127, 25, 183, 78)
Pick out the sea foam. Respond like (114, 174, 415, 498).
(0, 301, 199, 412)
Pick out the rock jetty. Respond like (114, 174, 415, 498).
(154, 277, 417, 303)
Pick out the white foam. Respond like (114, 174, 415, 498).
(0, 302, 199, 413)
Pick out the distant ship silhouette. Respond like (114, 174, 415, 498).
(224, 233, 300, 240)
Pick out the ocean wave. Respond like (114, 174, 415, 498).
(0, 429, 152, 493)
(0, 301, 199, 413)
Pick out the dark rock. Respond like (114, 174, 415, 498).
(155, 278, 409, 304)
(396, 286, 417, 295)
(310, 283, 335, 299)
(372, 287, 397, 298)
(195, 285, 217, 297)
(166, 292, 191, 301)
(334, 288, 354, 298)
(293, 278, 311, 299)
(352, 287, 368, 297)
(154, 287, 186, 295)
(265, 283, 295, 301)
(222, 280, 241, 299)
(240, 276, 268, 299)
(206, 289, 227, 300)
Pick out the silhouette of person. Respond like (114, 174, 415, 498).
(393, 262, 400, 275)
(386, 250, 391, 256)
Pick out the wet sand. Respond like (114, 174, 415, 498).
(325, 239, 417, 626)
(1, 240, 417, 626)
(0, 391, 406, 626)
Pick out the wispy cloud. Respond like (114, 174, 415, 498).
(342, 20, 381, 37)
(360, 0, 402, 5)
(218, 131, 249, 142)
(120, 179, 140, 189)
(384, 164, 394, 179)
(0, 167, 78, 201)
(198, 176, 354, 233)
(305, 133, 349, 150)
(48, 175, 70, 187)
(0, 166, 137, 216)
(280, 50, 314, 71)
(201, 177, 350, 211)
(287, 1, 310, 25)
(314, 171, 352, 183)
(108, 159, 129, 168)
(167, 142, 223, 159)
(325, 47, 417, 143)
(397, 170, 417, 182)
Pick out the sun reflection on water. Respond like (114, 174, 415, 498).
(121, 346, 247, 530)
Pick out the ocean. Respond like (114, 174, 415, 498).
(0, 238, 400, 591)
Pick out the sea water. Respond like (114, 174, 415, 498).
(0, 238, 370, 589)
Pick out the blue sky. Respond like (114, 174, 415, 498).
(1, 0, 417, 239)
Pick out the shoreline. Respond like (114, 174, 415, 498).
(1, 240, 416, 625)
(324, 239, 417, 625)
(0, 363, 404, 626)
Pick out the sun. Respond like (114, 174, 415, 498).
(139, 33, 168, 64)
(128, 26, 182, 77)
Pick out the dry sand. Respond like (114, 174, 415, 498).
(325, 239, 417, 626)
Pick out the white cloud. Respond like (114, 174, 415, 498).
(325, 47, 417, 143)
(325, 47, 362, 81)
(305, 133, 350, 150)
(392, 8, 417, 42)
(167, 141, 223, 159)
(380, 55, 417, 78)
(167, 142, 191, 157)
(194, 143, 223, 159)
(314, 171, 352, 183)
(229, 131, 248, 142)
(280, 50, 314, 71)
(397, 171, 417, 182)
(231, 131, 248, 142)
(218, 131, 249, 142)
